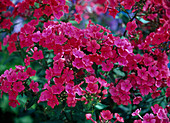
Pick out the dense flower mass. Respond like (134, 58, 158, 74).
(0, 0, 169, 122)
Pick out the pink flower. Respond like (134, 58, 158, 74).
(123, 0, 135, 10)
(7, 72, 17, 82)
(32, 31, 41, 43)
(51, 84, 64, 94)
(33, 8, 43, 19)
(38, 89, 53, 103)
(121, 80, 132, 92)
(72, 49, 85, 58)
(133, 96, 142, 105)
(85, 76, 98, 84)
(140, 85, 152, 96)
(42, 27, 52, 38)
(165, 88, 170, 97)
(26, 67, 36, 77)
(55, 34, 67, 45)
(29, 80, 39, 92)
(86, 83, 98, 94)
(74, 14, 82, 24)
(151, 104, 162, 114)
(85, 113, 97, 123)
(32, 50, 44, 60)
(143, 113, 156, 123)
(132, 108, 141, 116)
(1, 19, 13, 30)
(148, 66, 159, 78)
(134, 120, 142, 123)
(62, 67, 74, 82)
(12, 81, 25, 92)
(115, 113, 124, 122)
(100, 110, 113, 120)
(53, 61, 64, 76)
(143, 56, 154, 66)
(157, 109, 168, 119)
(45, 67, 53, 82)
(8, 90, 18, 100)
(86, 113, 92, 120)
(7, 43, 17, 54)
(87, 40, 100, 54)
(73, 82, 85, 96)
(72, 58, 84, 69)
(98, 78, 109, 87)
(17, 72, 28, 81)
(8, 99, 20, 108)
(137, 67, 148, 81)
(47, 95, 59, 108)
(126, 21, 137, 32)
(66, 94, 77, 107)
(2, 81, 12, 93)
(102, 60, 114, 72)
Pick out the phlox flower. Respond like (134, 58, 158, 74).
(100, 110, 113, 120)
(12, 81, 25, 92)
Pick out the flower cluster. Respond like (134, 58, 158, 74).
(0, 0, 169, 122)
(132, 104, 170, 123)
(0, 65, 37, 108)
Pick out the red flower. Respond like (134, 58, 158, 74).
(87, 40, 100, 54)
(62, 67, 74, 82)
(86, 83, 98, 94)
(121, 80, 132, 92)
(29, 80, 39, 92)
(8, 99, 20, 108)
(0, 19, 13, 30)
(7, 72, 17, 82)
(26, 67, 36, 77)
(137, 67, 148, 81)
(109, 8, 119, 18)
(55, 34, 67, 45)
(101, 110, 113, 120)
(115, 113, 124, 122)
(51, 84, 64, 94)
(47, 95, 59, 108)
(126, 21, 137, 32)
(101, 60, 114, 72)
(17, 72, 28, 81)
(133, 96, 142, 104)
(85, 76, 97, 84)
(72, 58, 84, 69)
(12, 81, 25, 92)
(32, 50, 44, 60)
(74, 14, 82, 24)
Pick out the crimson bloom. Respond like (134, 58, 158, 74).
(115, 113, 124, 122)
(47, 95, 59, 108)
(101, 60, 114, 72)
(121, 80, 132, 92)
(8, 99, 20, 108)
(29, 80, 39, 92)
(100, 110, 113, 120)
(86, 83, 98, 94)
(109, 8, 119, 18)
(87, 40, 100, 54)
(12, 81, 25, 92)
(32, 50, 44, 60)
(0, 19, 13, 30)
(137, 67, 148, 81)
(126, 21, 137, 32)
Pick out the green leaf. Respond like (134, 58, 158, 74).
(95, 103, 108, 110)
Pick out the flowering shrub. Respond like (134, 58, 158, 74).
(0, 0, 169, 122)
